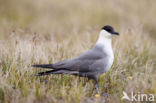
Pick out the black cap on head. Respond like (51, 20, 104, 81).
(102, 25, 119, 35)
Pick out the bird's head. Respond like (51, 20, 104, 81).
(100, 25, 119, 39)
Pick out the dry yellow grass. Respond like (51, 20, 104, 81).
(0, 0, 156, 103)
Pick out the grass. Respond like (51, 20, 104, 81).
(0, 0, 156, 103)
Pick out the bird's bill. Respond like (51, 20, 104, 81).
(113, 32, 119, 35)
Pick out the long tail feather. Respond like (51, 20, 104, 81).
(35, 70, 54, 76)
(32, 64, 53, 69)
(35, 69, 79, 76)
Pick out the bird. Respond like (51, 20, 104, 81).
(32, 25, 119, 94)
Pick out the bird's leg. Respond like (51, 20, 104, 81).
(88, 78, 100, 95)
(95, 81, 100, 94)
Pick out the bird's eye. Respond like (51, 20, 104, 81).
(106, 28, 111, 32)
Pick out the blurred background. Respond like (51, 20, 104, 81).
(0, 0, 156, 39)
(0, 0, 156, 103)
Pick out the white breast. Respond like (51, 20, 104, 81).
(106, 51, 114, 71)
(96, 30, 114, 72)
